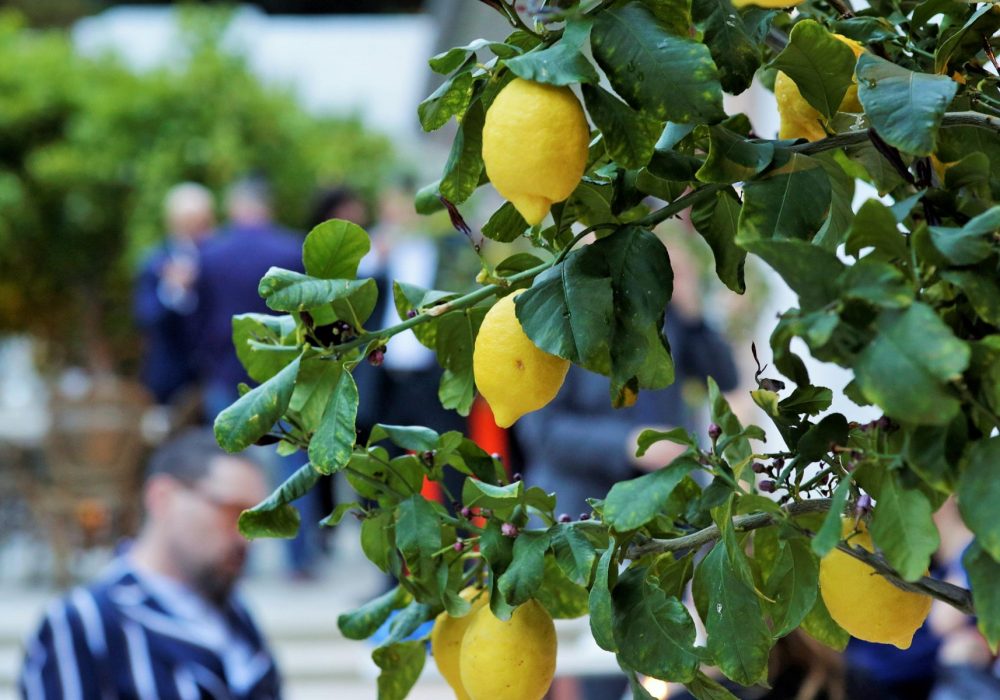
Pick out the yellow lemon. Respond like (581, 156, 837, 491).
(431, 587, 489, 700)
(459, 598, 557, 700)
(482, 78, 590, 225)
(473, 291, 570, 428)
(819, 518, 932, 649)
(776, 34, 865, 142)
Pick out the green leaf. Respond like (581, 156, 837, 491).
(429, 38, 512, 74)
(395, 495, 442, 577)
(550, 523, 599, 586)
(869, 472, 939, 582)
(505, 17, 599, 86)
(765, 538, 819, 637)
(590, 545, 618, 652)
(928, 206, 1000, 265)
(744, 240, 844, 313)
(436, 308, 487, 415)
(321, 501, 361, 527)
(462, 479, 523, 511)
(582, 84, 663, 169)
(958, 437, 1000, 561)
(684, 670, 740, 700)
(692, 0, 760, 94)
(440, 99, 485, 204)
(480, 520, 515, 580)
(800, 594, 850, 651)
(498, 531, 550, 605)
(535, 555, 590, 619)
(903, 422, 960, 493)
(496, 253, 546, 278)
(813, 153, 856, 251)
(418, 69, 475, 132)
(692, 539, 770, 685)
(604, 458, 700, 532)
(303, 219, 371, 279)
(289, 359, 343, 429)
(368, 424, 439, 452)
(238, 463, 319, 539)
(690, 186, 746, 294)
(779, 386, 832, 416)
(839, 259, 913, 309)
(696, 127, 774, 184)
(591, 2, 725, 124)
(963, 540, 1000, 651)
(613, 566, 701, 683)
(941, 270, 1000, 326)
(856, 54, 958, 156)
(636, 427, 698, 455)
(258, 268, 372, 312)
(338, 586, 408, 640)
(373, 641, 426, 700)
(737, 153, 831, 243)
(797, 413, 849, 464)
(214, 354, 302, 453)
(361, 510, 397, 573)
(854, 302, 969, 425)
(382, 601, 433, 646)
(624, 667, 657, 700)
(768, 20, 858, 120)
(934, 4, 1000, 74)
(482, 201, 529, 243)
(232, 313, 299, 384)
(308, 369, 359, 474)
(812, 475, 853, 557)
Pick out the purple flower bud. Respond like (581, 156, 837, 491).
(421, 450, 436, 464)
(856, 494, 873, 516)
(512, 472, 522, 482)
(368, 348, 385, 366)
(752, 462, 766, 474)
(558, 513, 571, 523)
(579, 512, 591, 521)
(406, 309, 418, 319)
(773, 457, 785, 470)
(759, 479, 776, 493)
(501, 522, 518, 538)
(453, 539, 464, 552)
(460, 507, 472, 519)
(708, 423, 722, 441)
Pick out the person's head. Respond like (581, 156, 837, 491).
(163, 182, 215, 243)
(225, 176, 274, 226)
(309, 186, 370, 229)
(139, 429, 268, 603)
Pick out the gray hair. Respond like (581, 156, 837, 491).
(145, 428, 256, 485)
(163, 182, 214, 222)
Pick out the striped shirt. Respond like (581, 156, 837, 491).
(19, 560, 282, 699)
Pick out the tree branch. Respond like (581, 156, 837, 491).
(623, 497, 975, 616)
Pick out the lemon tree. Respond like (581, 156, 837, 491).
(214, 0, 1000, 698)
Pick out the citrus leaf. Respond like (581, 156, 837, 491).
(308, 369, 359, 474)
(693, 0, 759, 94)
(303, 219, 371, 280)
(418, 68, 476, 132)
(440, 99, 485, 204)
(214, 354, 302, 453)
(238, 463, 320, 539)
(604, 458, 700, 532)
(505, 17, 600, 86)
(373, 641, 426, 700)
(258, 268, 372, 312)
(768, 20, 857, 120)
(963, 540, 1000, 651)
(690, 186, 746, 294)
(582, 84, 662, 169)
(695, 127, 774, 184)
(958, 437, 1000, 562)
(737, 153, 831, 244)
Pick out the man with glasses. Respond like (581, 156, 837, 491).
(19, 429, 282, 699)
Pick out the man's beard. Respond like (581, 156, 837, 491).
(187, 547, 246, 606)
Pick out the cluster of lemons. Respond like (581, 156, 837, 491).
(431, 589, 558, 700)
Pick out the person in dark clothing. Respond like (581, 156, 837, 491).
(133, 183, 215, 405)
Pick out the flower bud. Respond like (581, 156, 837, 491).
(501, 522, 518, 538)
(708, 423, 722, 441)
(460, 507, 472, 519)
(558, 513, 571, 523)
(752, 462, 766, 474)
(579, 512, 591, 521)
(453, 539, 464, 552)
(759, 479, 776, 493)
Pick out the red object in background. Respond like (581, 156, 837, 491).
(419, 395, 510, 504)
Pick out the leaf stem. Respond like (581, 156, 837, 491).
(344, 465, 408, 501)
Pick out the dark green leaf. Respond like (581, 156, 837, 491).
(321, 501, 361, 527)
(429, 38, 507, 74)
(591, 2, 725, 124)
(482, 201, 529, 243)
(690, 186, 746, 294)
(440, 99, 485, 204)
(382, 601, 433, 646)
(338, 586, 408, 640)
(289, 359, 343, 429)
(958, 437, 1000, 561)
(506, 18, 600, 85)
(941, 270, 1000, 326)
(743, 239, 844, 311)
(765, 538, 819, 637)
(258, 268, 372, 312)
(436, 308, 487, 415)
(963, 540, 1000, 650)
(303, 219, 371, 279)
(779, 386, 832, 416)
(856, 54, 958, 156)
(636, 427, 697, 455)
(769, 20, 858, 120)
(604, 458, 700, 532)
(870, 472, 939, 581)
(684, 670, 740, 700)
(737, 153, 831, 243)
(582, 84, 662, 170)
(368, 424, 439, 452)
(854, 302, 969, 425)
(613, 566, 701, 683)
(308, 369, 359, 474)
(214, 354, 301, 453)
(535, 555, 590, 619)
(480, 519, 515, 578)
(232, 313, 299, 384)
(928, 206, 1000, 265)
(839, 259, 913, 309)
(692, 0, 759, 94)
(238, 463, 319, 539)
(395, 495, 442, 576)
(498, 531, 550, 605)
(934, 4, 1000, 74)
(462, 479, 523, 511)
(696, 127, 774, 184)
(495, 252, 546, 277)
(812, 475, 853, 557)
(624, 667, 657, 700)
(373, 641, 426, 700)
(361, 510, 396, 572)
(551, 523, 598, 585)
(797, 413, 849, 464)
(590, 546, 618, 652)
(418, 69, 475, 132)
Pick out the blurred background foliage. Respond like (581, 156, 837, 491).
(0, 7, 395, 372)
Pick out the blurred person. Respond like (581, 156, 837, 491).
(133, 182, 215, 405)
(18, 429, 282, 699)
(518, 240, 739, 700)
(192, 176, 319, 580)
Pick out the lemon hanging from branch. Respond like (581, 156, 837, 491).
(482, 78, 590, 225)
(473, 290, 570, 428)
(431, 587, 489, 700)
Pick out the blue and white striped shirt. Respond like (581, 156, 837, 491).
(19, 560, 282, 699)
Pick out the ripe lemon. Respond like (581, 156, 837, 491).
(819, 518, 932, 649)
(431, 587, 489, 700)
(459, 598, 557, 700)
(482, 78, 590, 225)
(473, 291, 570, 428)
(776, 34, 865, 142)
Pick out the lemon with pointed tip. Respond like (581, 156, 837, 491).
(776, 34, 865, 141)
(431, 587, 489, 700)
(459, 598, 557, 700)
(482, 78, 590, 225)
(473, 291, 570, 428)
(819, 518, 932, 649)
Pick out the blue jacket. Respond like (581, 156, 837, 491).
(515, 308, 739, 516)
(193, 223, 304, 400)
(19, 561, 281, 699)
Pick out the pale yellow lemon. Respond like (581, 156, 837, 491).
(431, 587, 489, 700)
